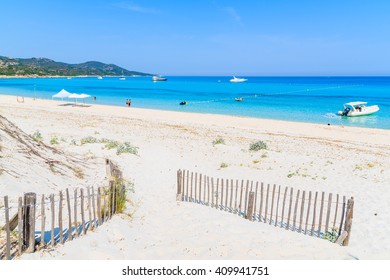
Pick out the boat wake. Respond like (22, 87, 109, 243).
(323, 113, 339, 119)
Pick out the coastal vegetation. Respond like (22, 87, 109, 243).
(249, 140, 268, 151)
(0, 56, 151, 77)
(212, 137, 225, 145)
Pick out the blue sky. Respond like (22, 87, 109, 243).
(1, 0, 390, 75)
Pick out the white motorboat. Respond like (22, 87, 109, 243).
(338, 101, 379, 117)
(230, 76, 247, 83)
(152, 75, 167, 81)
(97, 76, 103, 80)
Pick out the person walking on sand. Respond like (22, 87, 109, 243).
(126, 99, 130, 107)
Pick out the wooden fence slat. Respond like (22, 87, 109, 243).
(186, 170, 189, 201)
(59, 191, 64, 244)
(304, 191, 312, 234)
(286, 188, 294, 230)
(87, 187, 92, 230)
(4, 196, 11, 260)
(18, 197, 23, 255)
(91, 187, 96, 229)
(103, 187, 107, 222)
(299, 191, 306, 233)
(234, 180, 239, 213)
(343, 197, 354, 246)
(269, 184, 276, 225)
(50, 194, 55, 247)
(190, 172, 194, 202)
(211, 177, 215, 208)
(97, 187, 102, 226)
(203, 175, 207, 204)
(220, 179, 224, 209)
(65, 189, 72, 240)
(215, 178, 219, 209)
(275, 185, 281, 227)
(259, 183, 264, 222)
(311, 192, 318, 236)
(239, 180, 244, 216)
(207, 176, 210, 206)
(182, 170, 186, 201)
(24, 193, 37, 253)
(292, 190, 300, 231)
(199, 174, 202, 204)
(40, 194, 46, 246)
(194, 172, 198, 203)
(254, 182, 259, 221)
(264, 184, 270, 224)
(281, 187, 288, 228)
(333, 194, 339, 228)
(80, 188, 86, 235)
(225, 179, 229, 210)
(74, 189, 79, 237)
(246, 192, 255, 220)
(244, 180, 249, 218)
(111, 181, 117, 214)
(230, 179, 234, 212)
(325, 193, 333, 233)
(338, 196, 346, 236)
(317, 192, 325, 238)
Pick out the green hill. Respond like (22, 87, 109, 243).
(0, 56, 151, 77)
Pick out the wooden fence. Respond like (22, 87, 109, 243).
(176, 169, 354, 246)
(0, 159, 125, 260)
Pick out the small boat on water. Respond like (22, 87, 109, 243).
(97, 76, 103, 80)
(230, 76, 247, 83)
(179, 101, 188, 105)
(152, 75, 167, 81)
(235, 97, 243, 102)
(119, 70, 126, 80)
(338, 101, 380, 117)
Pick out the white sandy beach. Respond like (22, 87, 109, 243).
(1, 94, 390, 260)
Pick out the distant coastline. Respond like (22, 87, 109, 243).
(0, 74, 150, 79)
(0, 55, 152, 77)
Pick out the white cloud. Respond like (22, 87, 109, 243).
(224, 7, 241, 24)
(114, 2, 160, 14)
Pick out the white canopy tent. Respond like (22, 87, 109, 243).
(52, 89, 71, 100)
(68, 93, 91, 105)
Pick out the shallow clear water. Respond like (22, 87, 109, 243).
(1, 76, 389, 129)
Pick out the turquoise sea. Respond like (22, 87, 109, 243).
(0, 76, 389, 129)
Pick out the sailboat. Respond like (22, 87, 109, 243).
(119, 70, 126, 80)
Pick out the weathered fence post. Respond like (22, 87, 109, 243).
(246, 192, 255, 221)
(97, 187, 102, 226)
(109, 180, 115, 216)
(176, 169, 182, 201)
(80, 188, 86, 235)
(4, 196, 11, 260)
(40, 194, 45, 246)
(59, 191, 64, 244)
(50, 194, 55, 247)
(106, 159, 112, 177)
(18, 197, 23, 255)
(65, 189, 72, 241)
(74, 189, 79, 238)
(23, 192, 37, 253)
(342, 197, 354, 246)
